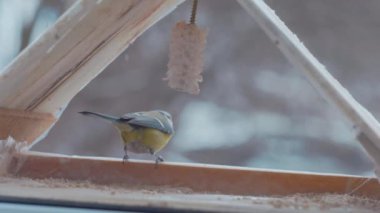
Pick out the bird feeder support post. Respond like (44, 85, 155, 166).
(237, 0, 380, 180)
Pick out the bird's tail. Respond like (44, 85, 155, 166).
(79, 111, 119, 122)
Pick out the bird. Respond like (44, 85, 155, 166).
(79, 110, 174, 164)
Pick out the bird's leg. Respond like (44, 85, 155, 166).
(122, 145, 129, 164)
(149, 149, 164, 167)
(155, 155, 164, 164)
(122, 154, 129, 163)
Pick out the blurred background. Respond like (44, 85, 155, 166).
(1, 0, 380, 176)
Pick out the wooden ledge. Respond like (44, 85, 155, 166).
(0, 108, 56, 144)
(7, 151, 380, 199)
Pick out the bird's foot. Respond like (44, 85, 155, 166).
(154, 155, 164, 168)
(122, 154, 129, 164)
(149, 149, 164, 168)
(155, 155, 164, 163)
(122, 145, 129, 164)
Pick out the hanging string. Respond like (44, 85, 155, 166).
(190, 0, 198, 24)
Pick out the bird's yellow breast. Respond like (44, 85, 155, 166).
(116, 123, 172, 153)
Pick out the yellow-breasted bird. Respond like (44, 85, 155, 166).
(79, 110, 174, 164)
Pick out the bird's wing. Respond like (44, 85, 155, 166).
(121, 111, 173, 134)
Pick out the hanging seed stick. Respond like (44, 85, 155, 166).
(165, 0, 207, 95)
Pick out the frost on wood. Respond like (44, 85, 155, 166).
(165, 21, 207, 95)
(0, 137, 28, 175)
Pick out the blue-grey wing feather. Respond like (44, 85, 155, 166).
(121, 111, 174, 134)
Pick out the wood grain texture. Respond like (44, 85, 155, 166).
(0, 108, 55, 144)
(1, 176, 378, 213)
(8, 151, 380, 199)
(0, 0, 184, 115)
(0, 0, 183, 145)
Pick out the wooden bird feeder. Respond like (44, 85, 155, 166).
(0, 0, 380, 212)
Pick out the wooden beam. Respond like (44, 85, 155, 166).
(8, 151, 380, 199)
(1, 175, 379, 212)
(0, 108, 55, 144)
(237, 0, 380, 180)
(0, 0, 184, 116)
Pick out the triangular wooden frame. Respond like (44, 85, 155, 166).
(0, 0, 379, 211)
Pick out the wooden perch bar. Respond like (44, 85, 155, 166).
(8, 151, 380, 199)
(0, 0, 184, 116)
(237, 0, 380, 179)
